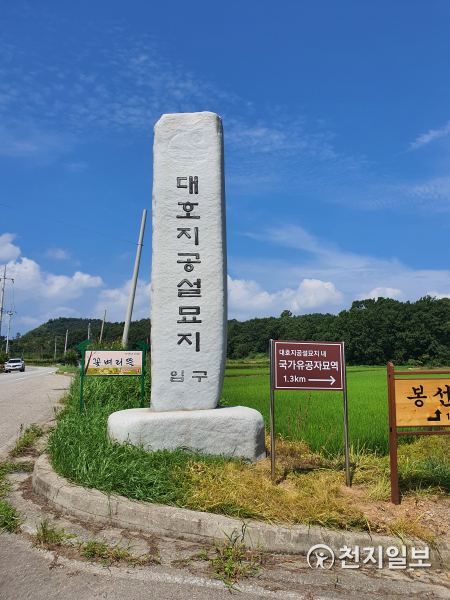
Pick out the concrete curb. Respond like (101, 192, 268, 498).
(33, 453, 449, 568)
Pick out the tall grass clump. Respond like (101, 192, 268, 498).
(48, 373, 231, 505)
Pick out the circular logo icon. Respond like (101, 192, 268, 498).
(307, 544, 335, 569)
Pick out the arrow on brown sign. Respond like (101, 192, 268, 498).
(308, 376, 336, 386)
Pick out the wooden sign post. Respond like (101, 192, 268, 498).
(387, 362, 450, 504)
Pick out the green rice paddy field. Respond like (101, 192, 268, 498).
(222, 364, 445, 455)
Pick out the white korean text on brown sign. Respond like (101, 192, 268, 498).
(273, 341, 344, 391)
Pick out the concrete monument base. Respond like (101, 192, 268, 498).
(107, 406, 266, 463)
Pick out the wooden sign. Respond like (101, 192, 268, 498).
(395, 378, 450, 426)
(387, 363, 450, 505)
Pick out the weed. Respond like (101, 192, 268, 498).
(80, 536, 160, 566)
(9, 423, 44, 457)
(388, 516, 436, 547)
(0, 500, 22, 532)
(80, 537, 110, 560)
(34, 517, 74, 549)
(0, 462, 23, 532)
(199, 528, 264, 590)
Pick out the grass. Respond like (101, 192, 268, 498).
(198, 528, 264, 591)
(0, 462, 33, 532)
(225, 368, 270, 377)
(0, 500, 22, 533)
(9, 423, 44, 457)
(33, 518, 160, 566)
(48, 375, 233, 504)
(222, 370, 390, 454)
(34, 517, 74, 548)
(46, 367, 450, 542)
(56, 365, 79, 375)
(80, 536, 160, 566)
(175, 442, 365, 529)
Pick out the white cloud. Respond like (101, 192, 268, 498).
(367, 287, 403, 300)
(0, 233, 20, 261)
(44, 248, 71, 260)
(229, 223, 450, 317)
(5, 257, 102, 301)
(18, 306, 80, 326)
(94, 278, 151, 322)
(410, 121, 450, 150)
(227, 275, 342, 320)
(0, 236, 104, 332)
(425, 291, 450, 300)
(0, 123, 74, 160)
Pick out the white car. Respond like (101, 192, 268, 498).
(5, 358, 25, 373)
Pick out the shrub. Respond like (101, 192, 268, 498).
(64, 349, 79, 367)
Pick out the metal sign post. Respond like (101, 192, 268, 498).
(342, 342, 350, 486)
(269, 339, 276, 482)
(77, 340, 149, 414)
(270, 339, 350, 486)
(76, 339, 91, 414)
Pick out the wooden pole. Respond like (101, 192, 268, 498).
(387, 362, 400, 504)
(122, 209, 147, 348)
(99, 310, 106, 344)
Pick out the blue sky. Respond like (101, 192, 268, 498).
(2, 0, 450, 335)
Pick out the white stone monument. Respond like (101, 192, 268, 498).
(107, 112, 266, 462)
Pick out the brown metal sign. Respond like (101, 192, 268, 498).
(273, 340, 344, 391)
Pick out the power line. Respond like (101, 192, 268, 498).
(14, 311, 47, 320)
(0, 203, 139, 245)
(7, 285, 46, 300)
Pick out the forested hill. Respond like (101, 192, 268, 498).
(8, 296, 450, 365)
(11, 317, 151, 357)
(227, 296, 450, 366)
(25, 317, 104, 339)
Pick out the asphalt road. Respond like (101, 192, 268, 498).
(0, 366, 71, 459)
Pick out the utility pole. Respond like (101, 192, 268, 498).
(88, 322, 90, 340)
(5, 311, 13, 354)
(64, 330, 68, 354)
(54, 336, 57, 360)
(0, 266, 14, 339)
(99, 310, 106, 344)
(122, 209, 147, 349)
